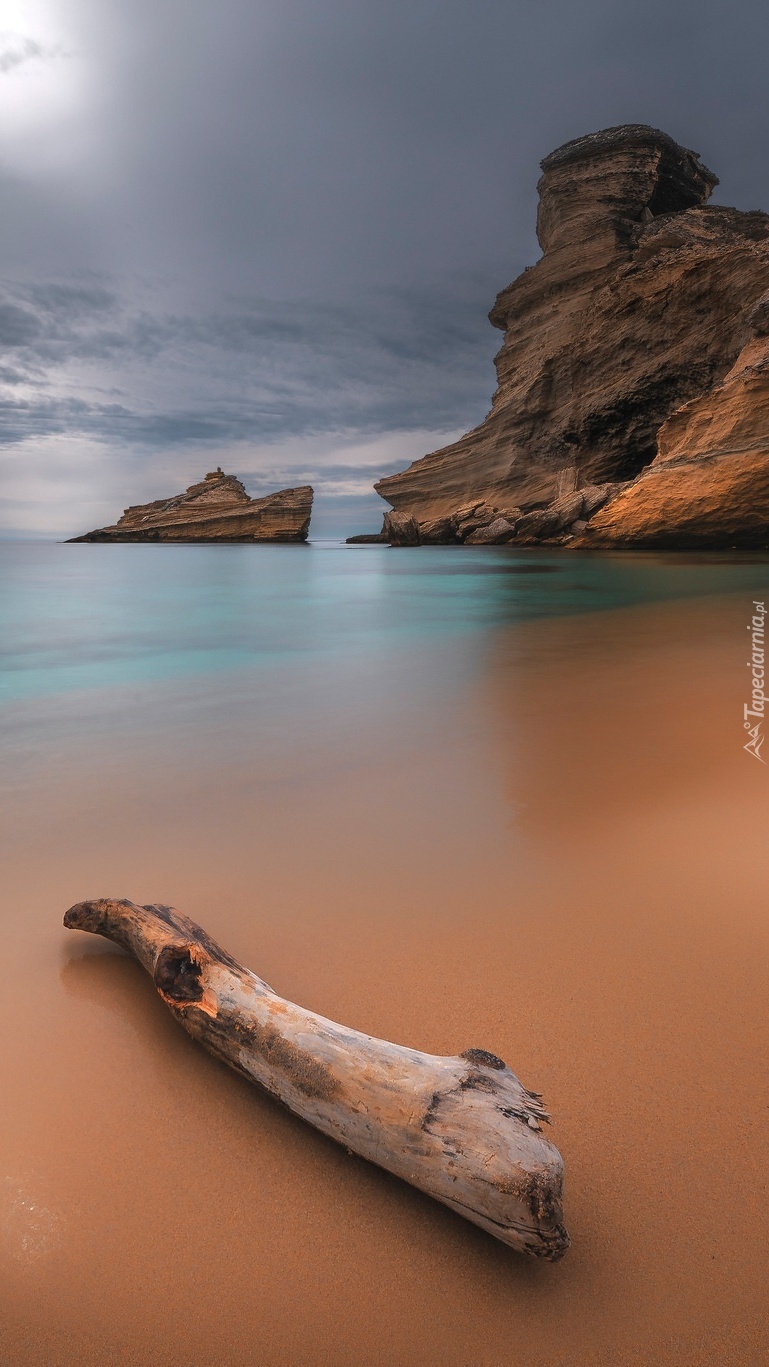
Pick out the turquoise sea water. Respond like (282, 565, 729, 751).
(4, 539, 769, 708)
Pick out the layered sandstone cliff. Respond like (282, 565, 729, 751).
(579, 295, 769, 547)
(371, 125, 769, 548)
(69, 469, 313, 543)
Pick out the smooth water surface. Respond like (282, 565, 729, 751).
(4, 539, 769, 707)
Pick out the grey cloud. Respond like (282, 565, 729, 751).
(243, 460, 408, 494)
(0, 302, 42, 347)
(0, 36, 60, 74)
(3, 0, 769, 533)
(0, 273, 497, 452)
(25, 282, 118, 316)
(0, 364, 33, 385)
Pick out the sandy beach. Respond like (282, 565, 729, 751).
(2, 583, 769, 1365)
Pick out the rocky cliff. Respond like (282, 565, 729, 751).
(68, 469, 313, 543)
(371, 125, 769, 548)
(580, 295, 769, 546)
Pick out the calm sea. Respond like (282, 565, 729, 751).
(4, 538, 769, 705)
(3, 535, 769, 814)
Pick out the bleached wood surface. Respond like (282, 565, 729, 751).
(64, 898, 569, 1260)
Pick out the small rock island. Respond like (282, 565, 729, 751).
(68, 469, 313, 543)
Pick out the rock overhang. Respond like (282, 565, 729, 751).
(540, 123, 717, 190)
(536, 123, 720, 255)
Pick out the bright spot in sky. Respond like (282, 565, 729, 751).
(0, 1, 84, 167)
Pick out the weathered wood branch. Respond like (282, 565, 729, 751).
(63, 899, 569, 1260)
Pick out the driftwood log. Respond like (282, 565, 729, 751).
(64, 899, 569, 1260)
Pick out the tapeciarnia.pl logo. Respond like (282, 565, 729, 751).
(744, 600, 766, 762)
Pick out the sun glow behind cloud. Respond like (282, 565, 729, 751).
(0, 1, 86, 169)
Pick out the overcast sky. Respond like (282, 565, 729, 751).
(1, 0, 768, 537)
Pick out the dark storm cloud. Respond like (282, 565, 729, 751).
(24, 0, 769, 286)
(0, 275, 497, 448)
(3, 0, 769, 532)
(0, 302, 41, 347)
(25, 282, 118, 316)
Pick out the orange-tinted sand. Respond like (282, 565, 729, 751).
(2, 592, 769, 1365)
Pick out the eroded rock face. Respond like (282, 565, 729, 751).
(582, 318, 769, 547)
(68, 469, 313, 543)
(374, 125, 769, 543)
(382, 510, 420, 546)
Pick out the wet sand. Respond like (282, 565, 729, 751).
(2, 591, 769, 1365)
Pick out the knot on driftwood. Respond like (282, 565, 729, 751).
(152, 943, 219, 1018)
(460, 1048, 507, 1070)
(154, 944, 206, 1003)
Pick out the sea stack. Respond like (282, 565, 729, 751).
(371, 124, 769, 548)
(68, 469, 313, 543)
